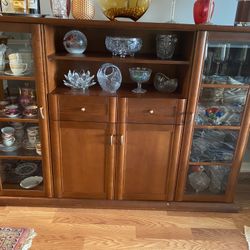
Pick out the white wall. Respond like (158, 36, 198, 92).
(41, 0, 238, 25)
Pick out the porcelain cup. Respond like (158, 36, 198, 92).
(9, 62, 28, 75)
(27, 126, 39, 145)
(1, 126, 15, 138)
(2, 136, 15, 147)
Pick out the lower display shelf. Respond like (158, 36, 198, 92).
(0, 159, 43, 192)
(185, 165, 231, 196)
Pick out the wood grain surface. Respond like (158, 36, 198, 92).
(1, 177, 249, 250)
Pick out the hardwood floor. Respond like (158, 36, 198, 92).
(0, 175, 249, 250)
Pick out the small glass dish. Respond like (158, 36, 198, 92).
(154, 72, 178, 93)
(129, 67, 152, 94)
(105, 36, 142, 58)
(63, 70, 96, 92)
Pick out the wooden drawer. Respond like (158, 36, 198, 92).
(49, 94, 116, 123)
(118, 98, 186, 124)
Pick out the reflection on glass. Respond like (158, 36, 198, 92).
(190, 129, 238, 162)
(236, 45, 248, 77)
(195, 88, 247, 126)
(213, 44, 229, 76)
(186, 165, 230, 194)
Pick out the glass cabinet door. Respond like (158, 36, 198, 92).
(0, 28, 46, 196)
(182, 32, 250, 200)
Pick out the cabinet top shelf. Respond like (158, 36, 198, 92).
(0, 16, 249, 33)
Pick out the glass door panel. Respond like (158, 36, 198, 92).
(195, 88, 247, 126)
(0, 159, 43, 190)
(185, 165, 231, 195)
(203, 42, 250, 85)
(190, 129, 239, 162)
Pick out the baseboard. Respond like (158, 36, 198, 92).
(0, 197, 240, 213)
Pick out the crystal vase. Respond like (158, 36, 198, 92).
(72, 0, 95, 20)
(50, 0, 71, 18)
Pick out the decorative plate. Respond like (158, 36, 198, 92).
(20, 176, 43, 189)
(15, 162, 37, 176)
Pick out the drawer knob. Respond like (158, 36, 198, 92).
(81, 108, 86, 112)
(149, 109, 154, 114)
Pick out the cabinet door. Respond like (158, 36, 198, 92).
(52, 121, 115, 199)
(0, 23, 52, 197)
(116, 123, 182, 201)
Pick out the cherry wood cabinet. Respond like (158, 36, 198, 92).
(49, 90, 186, 201)
(0, 16, 249, 210)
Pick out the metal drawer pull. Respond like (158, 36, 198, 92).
(81, 108, 86, 112)
(149, 109, 154, 114)
(110, 135, 114, 145)
(120, 135, 124, 145)
(39, 107, 45, 119)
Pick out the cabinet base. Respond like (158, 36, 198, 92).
(0, 197, 240, 212)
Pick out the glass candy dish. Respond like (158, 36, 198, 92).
(105, 36, 142, 57)
(63, 30, 87, 54)
(129, 67, 152, 94)
(63, 70, 96, 92)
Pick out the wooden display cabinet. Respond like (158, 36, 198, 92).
(46, 21, 195, 201)
(176, 31, 250, 203)
(0, 22, 52, 197)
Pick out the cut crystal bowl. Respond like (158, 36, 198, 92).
(105, 36, 142, 57)
(63, 70, 96, 91)
(153, 72, 178, 93)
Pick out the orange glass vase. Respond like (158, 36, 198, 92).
(72, 0, 95, 20)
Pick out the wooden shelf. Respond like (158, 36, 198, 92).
(194, 125, 241, 130)
(0, 147, 42, 160)
(0, 74, 35, 81)
(48, 53, 190, 65)
(0, 116, 39, 123)
(201, 83, 250, 89)
(188, 162, 232, 166)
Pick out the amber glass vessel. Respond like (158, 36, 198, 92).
(72, 0, 95, 20)
(98, 0, 151, 21)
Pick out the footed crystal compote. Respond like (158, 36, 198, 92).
(129, 67, 152, 94)
(63, 70, 96, 92)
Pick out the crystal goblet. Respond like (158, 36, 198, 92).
(129, 67, 152, 94)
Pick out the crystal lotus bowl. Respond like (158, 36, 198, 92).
(63, 70, 96, 91)
(98, 0, 151, 21)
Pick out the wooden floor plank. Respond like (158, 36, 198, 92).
(83, 237, 248, 250)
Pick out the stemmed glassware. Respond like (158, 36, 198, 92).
(129, 67, 152, 94)
(213, 43, 230, 76)
(236, 45, 248, 78)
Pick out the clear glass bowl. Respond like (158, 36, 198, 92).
(63, 70, 96, 92)
(105, 36, 142, 57)
(63, 30, 87, 54)
(98, 0, 151, 21)
(97, 63, 122, 93)
(154, 72, 178, 93)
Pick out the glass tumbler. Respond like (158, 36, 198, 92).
(156, 34, 178, 60)
(50, 0, 71, 18)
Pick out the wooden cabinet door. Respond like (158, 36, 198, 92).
(52, 121, 115, 199)
(116, 123, 182, 201)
